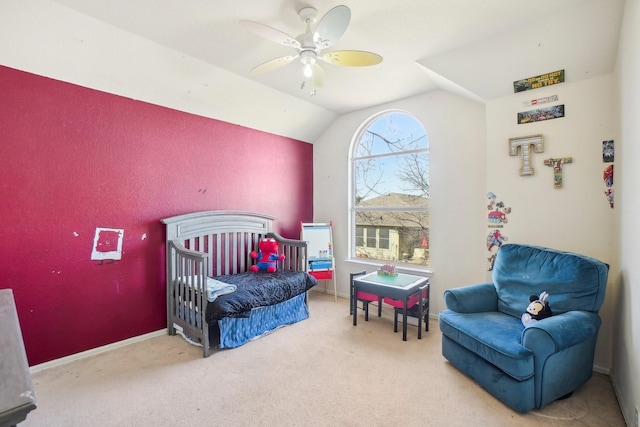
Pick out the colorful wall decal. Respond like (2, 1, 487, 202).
(486, 192, 511, 271)
(487, 229, 508, 252)
(601, 139, 614, 208)
(91, 227, 124, 262)
(602, 140, 614, 163)
(487, 192, 511, 227)
(544, 157, 573, 189)
(517, 105, 565, 124)
(513, 70, 564, 93)
(604, 189, 614, 208)
(603, 165, 614, 187)
(486, 229, 508, 271)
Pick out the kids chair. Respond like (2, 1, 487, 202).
(439, 244, 608, 412)
(383, 282, 429, 339)
(350, 271, 382, 321)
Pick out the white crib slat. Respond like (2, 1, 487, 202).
(230, 233, 240, 274)
(227, 232, 233, 275)
(214, 234, 221, 276)
(207, 234, 213, 277)
(227, 232, 233, 274)
(239, 232, 247, 272)
(250, 232, 258, 268)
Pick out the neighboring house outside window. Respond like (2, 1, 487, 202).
(350, 111, 429, 267)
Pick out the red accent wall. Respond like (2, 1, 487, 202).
(0, 65, 314, 365)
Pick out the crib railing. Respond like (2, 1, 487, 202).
(166, 240, 211, 356)
(267, 232, 308, 273)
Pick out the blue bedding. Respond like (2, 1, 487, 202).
(205, 270, 317, 322)
(216, 293, 310, 348)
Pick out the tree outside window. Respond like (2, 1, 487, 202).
(350, 112, 429, 267)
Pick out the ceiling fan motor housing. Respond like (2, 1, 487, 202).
(300, 49, 317, 65)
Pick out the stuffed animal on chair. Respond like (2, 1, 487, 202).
(250, 237, 285, 273)
(521, 291, 553, 327)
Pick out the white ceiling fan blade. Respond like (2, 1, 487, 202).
(321, 50, 383, 67)
(251, 55, 298, 74)
(314, 5, 351, 50)
(239, 20, 301, 49)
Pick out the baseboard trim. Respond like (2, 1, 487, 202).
(29, 329, 167, 374)
(609, 370, 633, 427)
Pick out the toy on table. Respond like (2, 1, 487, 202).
(377, 264, 398, 276)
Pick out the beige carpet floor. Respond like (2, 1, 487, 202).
(24, 292, 625, 426)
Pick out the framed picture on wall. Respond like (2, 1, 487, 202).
(517, 105, 565, 124)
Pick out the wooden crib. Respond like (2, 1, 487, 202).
(162, 210, 314, 357)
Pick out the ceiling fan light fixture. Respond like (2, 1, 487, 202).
(300, 49, 317, 78)
(303, 63, 313, 78)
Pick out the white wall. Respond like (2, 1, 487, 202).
(313, 90, 487, 317)
(486, 75, 617, 371)
(612, 0, 640, 424)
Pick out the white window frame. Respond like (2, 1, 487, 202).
(348, 110, 430, 272)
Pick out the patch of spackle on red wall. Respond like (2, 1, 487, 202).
(91, 228, 124, 264)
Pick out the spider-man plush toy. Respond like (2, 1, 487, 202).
(250, 237, 285, 273)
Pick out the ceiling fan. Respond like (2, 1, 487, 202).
(239, 5, 383, 96)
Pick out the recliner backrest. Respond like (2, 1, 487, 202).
(492, 244, 608, 318)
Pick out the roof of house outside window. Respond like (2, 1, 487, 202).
(356, 193, 429, 229)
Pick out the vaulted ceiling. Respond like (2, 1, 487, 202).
(0, 1, 625, 142)
(50, 0, 624, 113)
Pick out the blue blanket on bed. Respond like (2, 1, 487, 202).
(205, 270, 317, 322)
(206, 278, 237, 302)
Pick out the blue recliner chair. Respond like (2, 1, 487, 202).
(439, 244, 608, 412)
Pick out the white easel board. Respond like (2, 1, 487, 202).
(301, 223, 332, 260)
(301, 222, 337, 301)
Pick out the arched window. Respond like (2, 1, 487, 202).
(350, 111, 429, 267)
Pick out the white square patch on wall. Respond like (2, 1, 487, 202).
(91, 227, 124, 261)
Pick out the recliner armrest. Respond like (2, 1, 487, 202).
(443, 283, 498, 313)
(522, 311, 601, 354)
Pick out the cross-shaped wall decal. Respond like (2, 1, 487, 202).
(509, 134, 544, 176)
(544, 157, 573, 188)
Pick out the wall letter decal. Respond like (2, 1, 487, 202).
(544, 157, 573, 189)
(509, 134, 544, 176)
